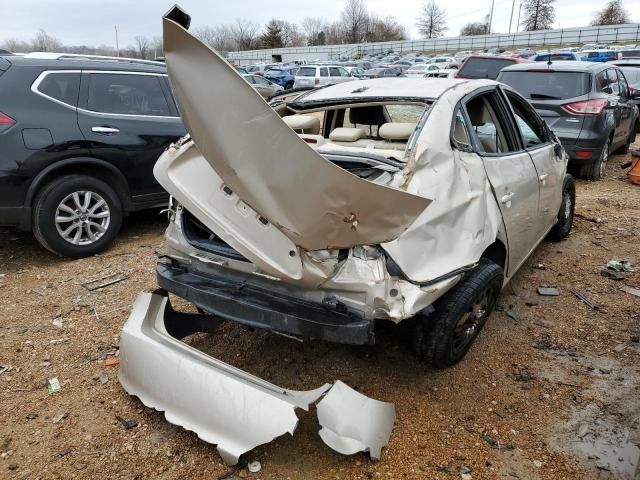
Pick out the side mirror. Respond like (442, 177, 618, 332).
(554, 142, 563, 157)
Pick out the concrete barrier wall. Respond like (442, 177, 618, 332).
(227, 24, 640, 64)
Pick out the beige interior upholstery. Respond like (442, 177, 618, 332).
(283, 114, 321, 134)
(329, 127, 367, 142)
(453, 116, 469, 145)
(378, 123, 416, 141)
(467, 99, 504, 153)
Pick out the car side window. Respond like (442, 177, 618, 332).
(329, 67, 340, 77)
(244, 75, 256, 84)
(86, 73, 171, 116)
(320, 68, 329, 77)
(338, 67, 350, 77)
(606, 69, 620, 95)
(504, 91, 548, 148)
(595, 71, 610, 93)
(36, 72, 81, 107)
(452, 111, 471, 148)
(616, 70, 629, 98)
(254, 76, 270, 85)
(464, 93, 513, 154)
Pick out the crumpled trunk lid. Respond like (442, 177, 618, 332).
(159, 6, 429, 265)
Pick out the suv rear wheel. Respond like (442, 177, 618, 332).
(33, 174, 122, 258)
(579, 138, 609, 180)
(411, 258, 503, 368)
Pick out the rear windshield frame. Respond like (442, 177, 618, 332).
(459, 57, 516, 79)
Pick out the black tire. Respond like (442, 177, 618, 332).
(412, 259, 503, 369)
(579, 138, 609, 180)
(285, 81, 294, 90)
(549, 175, 575, 241)
(32, 174, 123, 258)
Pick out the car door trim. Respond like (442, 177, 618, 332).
(31, 70, 82, 111)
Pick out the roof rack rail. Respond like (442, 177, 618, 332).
(22, 52, 165, 66)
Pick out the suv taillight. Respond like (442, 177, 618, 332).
(315, 78, 320, 85)
(562, 98, 608, 115)
(0, 111, 16, 132)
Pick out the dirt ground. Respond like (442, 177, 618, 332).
(1, 145, 639, 480)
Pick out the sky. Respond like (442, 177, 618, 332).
(2, 0, 639, 49)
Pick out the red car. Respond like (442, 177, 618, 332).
(456, 55, 531, 80)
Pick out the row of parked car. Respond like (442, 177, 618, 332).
(0, 47, 638, 259)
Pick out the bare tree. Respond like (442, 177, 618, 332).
(417, 1, 448, 38)
(324, 21, 346, 45)
(460, 15, 490, 36)
(280, 21, 305, 47)
(1, 38, 31, 53)
(195, 25, 236, 52)
(151, 36, 163, 58)
(367, 16, 408, 42)
(134, 35, 150, 59)
(230, 19, 261, 50)
(341, 0, 370, 43)
(31, 29, 62, 52)
(301, 17, 325, 46)
(520, 0, 555, 31)
(591, 0, 631, 25)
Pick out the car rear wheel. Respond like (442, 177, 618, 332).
(579, 138, 609, 180)
(33, 174, 123, 258)
(549, 175, 575, 241)
(411, 259, 503, 369)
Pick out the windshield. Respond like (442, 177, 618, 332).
(408, 65, 427, 71)
(499, 71, 591, 100)
(534, 53, 575, 61)
(458, 57, 515, 79)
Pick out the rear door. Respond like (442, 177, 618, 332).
(77, 71, 185, 205)
(614, 69, 635, 142)
(502, 88, 564, 234)
(463, 89, 541, 275)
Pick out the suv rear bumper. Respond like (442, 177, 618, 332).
(558, 136, 606, 165)
(156, 261, 375, 345)
(0, 206, 31, 230)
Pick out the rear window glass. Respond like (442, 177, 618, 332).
(499, 71, 590, 100)
(87, 73, 171, 116)
(621, 68, 640, 85)
(37, 72, 80, 106)
(297, 67, 316, 77)
(621, 50, 640, 58)
(459, 57, 515, 79)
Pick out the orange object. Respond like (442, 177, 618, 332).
(630, 153, 640, 185)
(105, 357, 120, 366)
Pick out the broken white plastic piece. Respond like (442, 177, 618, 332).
(119, 292, 395, 465)
(316, 380, 396, 459)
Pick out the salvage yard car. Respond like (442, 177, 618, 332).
(148, 9, 576, 370)
(0, 52, 185, 257)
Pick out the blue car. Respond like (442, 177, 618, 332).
(264, 66, 298, 89)
(532, 52, 579, 62)
(581, 50, 620, 62)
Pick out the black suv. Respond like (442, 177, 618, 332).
(0, 53, 186, 257)
(497, 61, 639, 180)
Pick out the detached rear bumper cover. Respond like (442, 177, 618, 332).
(118, 292, 395, 465)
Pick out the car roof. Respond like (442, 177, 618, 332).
(500, 60, 608, 72)
(5, 53, 166, 73)
(292, 77, 489, 103)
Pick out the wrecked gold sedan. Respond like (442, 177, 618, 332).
(153, 7, 575, 369)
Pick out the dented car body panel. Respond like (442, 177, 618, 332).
(155, 5, 568, 333)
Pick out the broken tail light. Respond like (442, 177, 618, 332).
(575, 151, 592, 158)
(562, 98, 608, 115)
(0, 111, 16, 133)
(315, 78, 320, 85)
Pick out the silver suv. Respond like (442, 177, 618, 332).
(293, 64, 356, 88)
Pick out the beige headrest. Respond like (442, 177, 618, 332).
(329, 127, 366, 142)
(378, 123, 416, 141)
(282, 114, 321, 134)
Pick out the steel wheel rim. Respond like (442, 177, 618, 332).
(599, 143, 608, 178)
(563, 192, 572, 221)
(55, 191, 110, 246)
(451, 284, 498, 356)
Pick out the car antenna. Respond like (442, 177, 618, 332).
(547, 54, 552, 66)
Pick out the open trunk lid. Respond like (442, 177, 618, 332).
(159, 6, 429, 265)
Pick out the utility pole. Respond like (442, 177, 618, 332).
(114, 26, 119, 56)
(516, 3, 522, 32)
(488, 0, 495, 34)
(508, 0, 516, 33)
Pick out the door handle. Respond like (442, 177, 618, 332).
(501, 192, 515, 204)
(539, 173, 549, 184)
(92, 126, 120, 135)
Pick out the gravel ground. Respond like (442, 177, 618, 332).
(1, 145, 639, 480)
